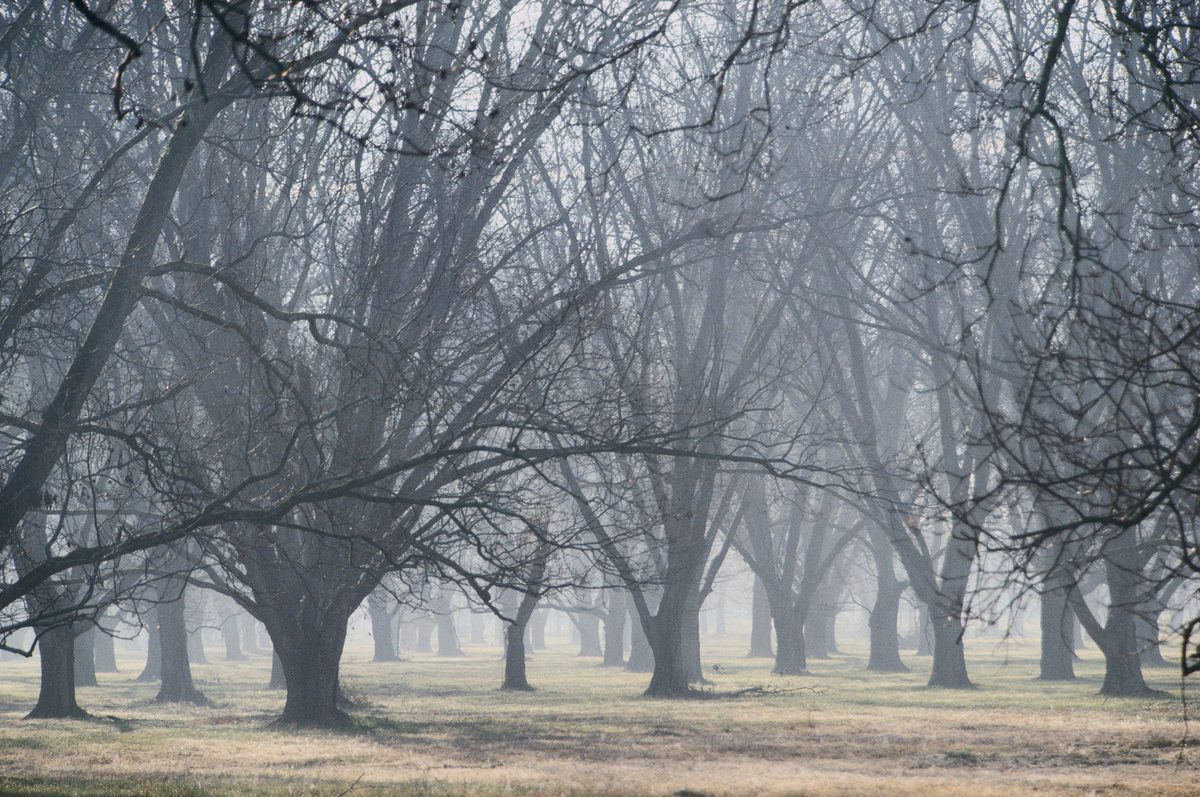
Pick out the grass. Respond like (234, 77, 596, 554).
(0, 634, 1196, 796)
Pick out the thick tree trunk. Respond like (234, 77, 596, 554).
(805, 611, 830, 660)
(530, 609, 548, 651)
(137, 611, 161, 682)
(269, 652, 286, 689)
(27, 625, 87, 719)
(627, 601, 655, 673)
(645, 602, 692, 697)
(187, 627, 208, 665)
(927, 612, 972, 688)
(1039, 575, 1076, 681)
(502, 622, 533, 690)
(603, 591, 626, 666)
(93, 625, 118, 673)
(1096, 551, 1163, 697)
(1137, 610, 1168, 668)
(437, 612, 463, 657)
(155, 583, 208, 704)
(415, 617, 434, 652)
(469, 612, 486, 645)
(681, 600, 704, 683)
(73, 626, 97, 687)
(915, 603, 933, 656)
(772, 613, 807, 675)
(273, 625, 349, 727)
(222, 614, 246, 661)
(748, 575, 774, 658)
(369, 598, 399, 661)
(868, 578, 908, 672)
(576, 612, 603, 657)
(240, 614, 260, 656)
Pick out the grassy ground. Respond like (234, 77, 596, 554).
(0, 636, 1195, 796)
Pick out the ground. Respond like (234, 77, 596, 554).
(0, 636, 1195, 796)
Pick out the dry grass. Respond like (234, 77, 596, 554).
(0, 635, 1196, 796)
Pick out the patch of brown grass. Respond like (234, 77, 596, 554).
(0, 636, 1195, 795)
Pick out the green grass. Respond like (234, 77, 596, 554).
(0, 635, 1195, 796)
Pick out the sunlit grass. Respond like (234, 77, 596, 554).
(0, 633, 1195, 796)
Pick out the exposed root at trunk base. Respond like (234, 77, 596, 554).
(270, 708, 354, 730)
(500, 683, 536, 692)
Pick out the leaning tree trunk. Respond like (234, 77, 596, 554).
(27, 625, 87, 719)
(155, 581, 208, 704)
(602, 590, 627, 666)
(1039, 574, 1076, 681)
(73, 626, 97, 687)
(748, 575, 774, 657)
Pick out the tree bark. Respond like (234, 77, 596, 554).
(868, 575, 908, 672)
(576, 612, 603, 657)
(1039, 573, 1076, 681)
(369, 596, 399, 661)
(627, 600, 655, 673)
(772, 612, 807, 675)
(73, 626, 97, 687)
(155, 580, 208, 705)
(415, 617, 434, 652)
(273, 625, 349, 727)
(27, 625, 87, 719)
(530, 608, 548, 651)
(222, 614, 246, 661)
(269, 652, 286, 690)
(748, 575, 774, 658)
(437, 612, 463, 657)
(137, 611, 161, 682)
(93, 624, 118, 673)
(927, 612, 972, 688)
(602, 590, 627, 666)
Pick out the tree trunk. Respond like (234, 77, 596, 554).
(437, 612, 463, 657)
(269, 652, 286, 689)
(240, 613, 260, 656)
(603, 590, 626, 666)
(868, 576, 908, 672)
(1039, 574, 1076, 681)
(93, 625, 118, 673)
(273, 625, 349, 727)
(502, 621, 533, 691)
(469, 612, 486, 645)
(73, 626, 97, 687)
(772, 612, 807, 675)
(27, 625, 87, 719)
(1137, 609, 1168, 668)
(681, 599, 704, 682)
(927, 611, 972, 688)
(1096, 548, 1163, 697)
(369, 597, 399, 661)
(645, 599, 692, 697)
(137, 611, 161, 682)
(627, 601, 655, 673)
(222, 614, 246, 661)
(187, 627, 208, 665)
(155, 583, 208, 704)
(415, 617, 434, 652)
(915, 603, 933, 656)
(530, 609, 548, 651)
(576, 613, 602, 657)
(805, 610, 830, 660)
(748, 575, 773, 657)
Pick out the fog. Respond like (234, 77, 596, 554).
(0, 1, 1197, 794)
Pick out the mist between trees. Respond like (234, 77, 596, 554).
(0, 0, 1197, 732)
